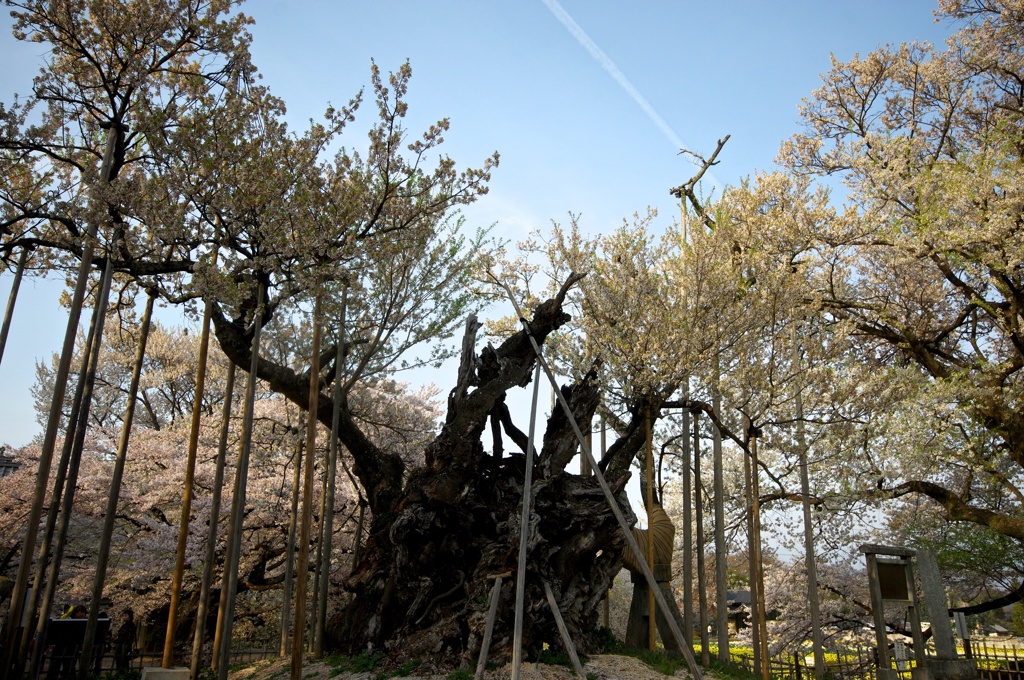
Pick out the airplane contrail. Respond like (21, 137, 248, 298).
(540, 0, 684, 151)
(539, 0, 722, 191)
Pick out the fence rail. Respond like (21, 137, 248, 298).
(716, 638, 1024, 680)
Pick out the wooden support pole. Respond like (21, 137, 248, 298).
(216, 281, 265, 680)
(474, 574, 506, 680)
(681, 398, 693, 647)
(543, 581, 586, 679)
(743, 421, 761, 679)
(0, 246, 29, 369)
(695, 412, 709, 665)
(1, 125, 117, 676)
(164, 293, 216, 667)
(291, 287, 323, 680)
(80, 289, 156, 676)
(750, 428, 769, 680)
(793, 324, 824, 676)
(25, 311, 97, 675)
(191, 361, 236, 678)
(494, 278, 704, 680)
(35, 224, 122, 680)
(712, 366, 729, 662)
(314, 305, 345, 657)
(280, 432, 304, 657)
(646, 403, 656, 653)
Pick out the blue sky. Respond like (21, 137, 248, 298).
(0, 1, 955, 449)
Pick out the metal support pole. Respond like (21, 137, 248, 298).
(496, 280, 703, 680)
(511, 363, 542, 680)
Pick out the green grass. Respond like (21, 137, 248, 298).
(326, 650, 385, 676)
(446, 669, 473, 680)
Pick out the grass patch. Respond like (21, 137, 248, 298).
(707, 654, 760, 680)
(326, 650, 385, 676)
(446, 669, 473, 680)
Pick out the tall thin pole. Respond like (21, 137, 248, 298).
(743, 420, 760, 678)
(496, 283, 705, 680)
(24, 299, 98, 677)
(315, 294, 348, 658)
(24, 310, 98, 669)
(280, 433, 303, 657)
(31, 223, 122, 680)
(600, 412, 610, 629)
(0, 246, 29, 368)
(681, 402, 693, 647)
(216, 281, 265, 680)
(750, 426, 769, 680)
(1, 125, 118, 675)
(191, 361, 236, 678)
(695, 412, 709, 665)
(511, 363, 542, 680)
(793, 324, 825, 676)
(712, 365, 729, 662)
(164, 293, 217, 667)
(80, 289, 156, 676)
(645, 404, 656, 652)
(291, 287, 323, 680)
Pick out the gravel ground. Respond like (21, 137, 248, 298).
(228, 653, 710, 680)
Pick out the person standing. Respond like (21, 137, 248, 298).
(113, 609, 136, 671)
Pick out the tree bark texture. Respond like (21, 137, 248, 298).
(322, 280, 640, 666)
(210, 276, 648, 666)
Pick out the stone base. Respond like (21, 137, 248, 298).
(141, 667, 192, 680)
(916, 658, 979, 680)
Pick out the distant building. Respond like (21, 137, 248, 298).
(0, 448, 19, 478)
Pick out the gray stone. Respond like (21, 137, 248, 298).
(916, 549, 958, 660)
(140, 667, 191, 680)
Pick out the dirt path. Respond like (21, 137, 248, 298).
(228, 653, 705, 680)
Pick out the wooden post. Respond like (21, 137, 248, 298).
(474, 575, 505, 680)
(314, 299, 347, 657)
(191, 361, 236, 677)
(1, 124, 117, 676)
(495, 280, 705, 680)
(743, 421, 761, 679)
(794, 323, 825, 677)
(0, 246, 28, 369)
(695, 412, 709, 664)
(646, 404, 656, 652)
(164, 293, 216, 667)
(543, 582, 586, 679)
(280, 433, 304, 657)
(712, 363, 729, 662)
(601, 412, 610, 629)
(32, 224, 122, 680)
(291, 287, 323, 680)
(216, 280, 265, 680)
(681, 399, 693, 647)
(80, 290, 156, 676)
(750, 427, 769, 680)
(25, 314, 99, 674)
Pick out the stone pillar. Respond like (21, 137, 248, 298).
(916, 550, 977, 680)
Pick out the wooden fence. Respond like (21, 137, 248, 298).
(720, 638, 1024, 680)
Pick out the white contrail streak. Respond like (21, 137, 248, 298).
(540, 0, 684, 151)
(539, 0, 722, 192)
